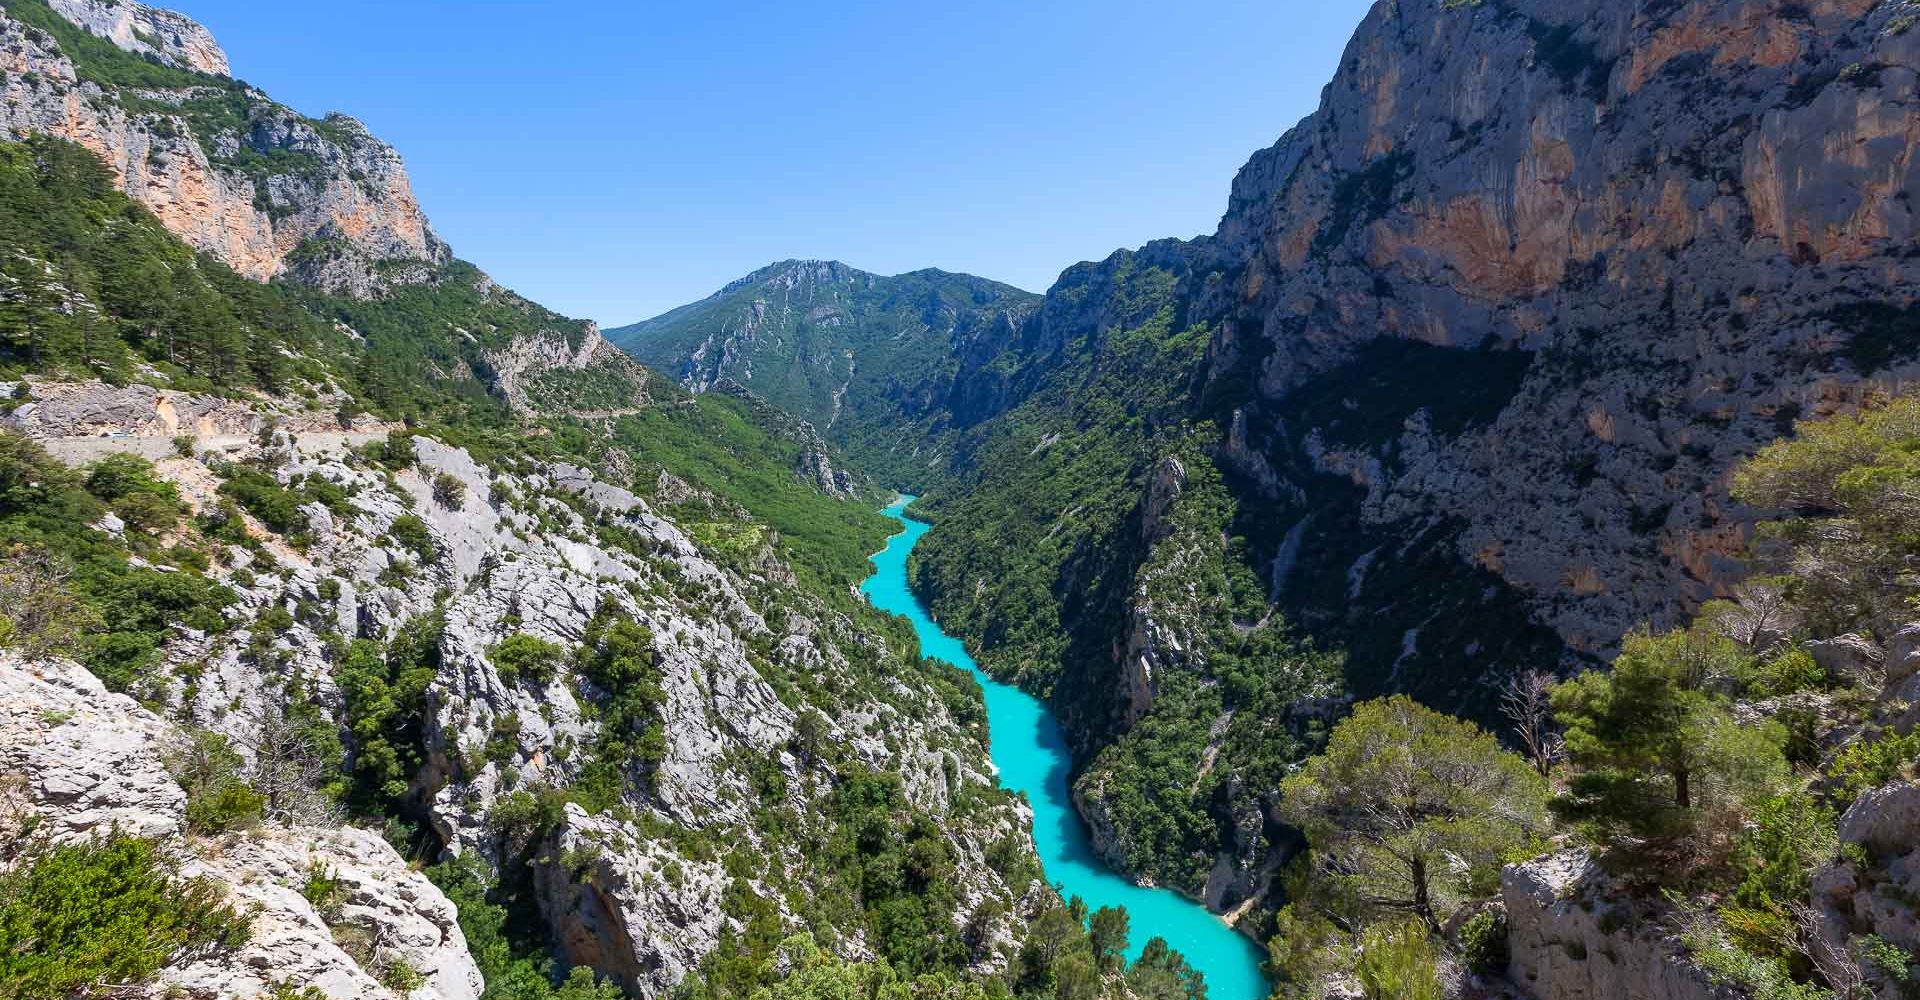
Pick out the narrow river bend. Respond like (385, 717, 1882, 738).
(860, 497, 1271, 1000)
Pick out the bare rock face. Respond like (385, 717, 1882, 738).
(0, 4, 448, 292)
(1503, 851, 1736, 1000)
(1182, 0, 1920, 702)
(534, 804, 733, 998)
(0, 651, 184, 841)
(480, 323, 646, 414)
(163, 827, 484, 1000)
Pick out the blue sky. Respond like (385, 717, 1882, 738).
(176, 0, 1375, 324)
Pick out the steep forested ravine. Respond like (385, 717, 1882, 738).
(862, 497, 1269, 1000)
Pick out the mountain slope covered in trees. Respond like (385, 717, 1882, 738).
(609, 260, 1039, 486)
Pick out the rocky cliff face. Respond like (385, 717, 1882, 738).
(0, 0, 448, 293)
(44, 0, 227, 74)
(1208, 0, 1920, 684)
(1503, 851, 1736, 1000)
(0, 653, 487, 1000)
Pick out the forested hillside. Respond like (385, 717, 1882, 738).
(609, 260, 1039, 486)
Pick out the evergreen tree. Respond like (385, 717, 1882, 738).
(1278, 696, 1550, 930)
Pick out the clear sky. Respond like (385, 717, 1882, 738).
(173, 0, 1376, 325)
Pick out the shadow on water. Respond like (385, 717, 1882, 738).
(860, 496, 1271, 1000)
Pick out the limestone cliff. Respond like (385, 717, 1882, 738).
(0, 653, 487, 1000)
(1209, 0, 1920, 688)
(0, 0, 448, 293)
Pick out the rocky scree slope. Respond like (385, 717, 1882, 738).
(0, 0, 447, 294)
(609, 260, 1040, 488)
(904, 0, 1920, 921)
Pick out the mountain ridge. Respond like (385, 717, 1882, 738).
(609, 259, 1043, 486)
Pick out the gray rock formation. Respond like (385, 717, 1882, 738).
(14, 383, 1037, 995)
(45, 0, 229, 74)
(1205, 0, 1920, 671)
(1504, 851, 1735, 1000)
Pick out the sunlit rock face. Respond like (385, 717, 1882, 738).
(0, 1, 448, 293)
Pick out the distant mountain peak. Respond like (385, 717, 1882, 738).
(609, 264, 1041, 483)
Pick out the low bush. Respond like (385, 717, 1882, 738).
(0, 833, 251, 998)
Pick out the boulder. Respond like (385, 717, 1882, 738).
(1503, 851, 1737, 1000)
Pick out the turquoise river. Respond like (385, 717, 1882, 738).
(860, 497, 1270, 1000)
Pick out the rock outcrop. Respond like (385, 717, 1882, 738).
(45, 0, 228, 74)
(0, 2, 448, 292)
(1504, 851, 1735, 1000)
(1205, 0, 1920, 681)
(0, 653, 484, 1000)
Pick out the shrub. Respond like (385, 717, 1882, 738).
(167, 730, 265, 835)
(1356, 920, 1445, 1000)
(431, 472, 466, 509)
(1730, 793, 1835, 916)
(387, 514, 436, 563)
(0, 833, 251, 998)
(489, 633, 566, 686)
(1825, 729, 1920, 806)
(215, 463, 302, 530)
(300, 861, 345, 921)
(84, 454, 182, 534)
(1457, 910, 1509, 976)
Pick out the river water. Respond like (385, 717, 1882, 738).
(859, 497, 1271, 1000)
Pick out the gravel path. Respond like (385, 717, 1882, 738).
(36, 430, 389, 465)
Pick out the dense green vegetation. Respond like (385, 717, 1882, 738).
(0, 432, 236, 691)
(904, 253, 1353, 896)
(0, 833, 251, 999)
(913, 256, 1210, 696)
(610, 261, 1041, 487)
(550, 374, 896, 592)
(1073, 446, 1342, 891)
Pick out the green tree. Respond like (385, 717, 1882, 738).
(165, 729, 265, 835)
(1732, 396, 1920, 634)
(1087, 906, 1129, 973)
(1551, 629, 1788, 841)
(1277, 696, 1550, 930)
(489, 633, 566, 686)
(1128, 938, 1206, 1000)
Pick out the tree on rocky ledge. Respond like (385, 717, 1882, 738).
(1278, 696, 1550, 931)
